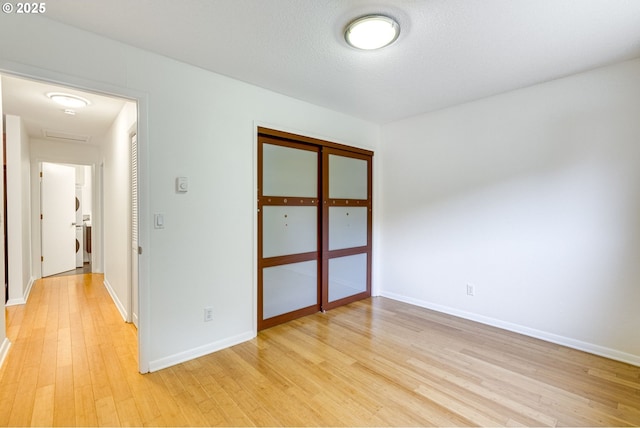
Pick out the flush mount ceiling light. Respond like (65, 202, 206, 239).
(46, 92, 90, 108)
(344, 14, 400, 50)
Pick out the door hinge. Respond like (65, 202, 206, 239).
(138, 246, 143, 255)
(40, 171, 43, 178)
(40, 214, 43, 220)
(41, 256, 44, 262)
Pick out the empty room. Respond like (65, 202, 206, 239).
(0, 0, 639, 426)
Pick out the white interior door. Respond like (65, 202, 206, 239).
(41, 162, 76, 277)
(75, 185, 84, 268)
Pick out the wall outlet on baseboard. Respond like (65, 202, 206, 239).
(204, 307, 214, 322)
(466, 283, 475, 296)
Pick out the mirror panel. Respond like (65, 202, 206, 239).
(329, 154, 367, 199)
(329, 206, 367, 251)
(263, 206, 317, 258)
(263, 261, 317, 319)
(328, 254, 367, 302)
(263, 144, 317, 197)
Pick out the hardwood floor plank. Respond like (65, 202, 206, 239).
(95, 395, 121, 427)
(7, 364, 38, 426)
(74, 383, 98, 427)
(145, 371, 189, 426)
(198, 373, 260, 426)
(220, 366, 286, 426)
(124, 374, 162, 426)
(114, 396, 144, 427)
(101, 342, 133, 403)
(30, 383, 55, 427)
(86, 343, 111, 402)
(36, 335, 58, 388)
(0, 381, 19, 426)
(2, 275, 640, 426)
(53, 364, 76, 426)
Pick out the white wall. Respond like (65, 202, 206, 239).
(0, 78, 9, 368)
(102, 101, 136, 321)
(30, 139, 103, 276)
(0, 16, 379, 371)
(380, 59, 640, 365)
(5, 115, 32, 305)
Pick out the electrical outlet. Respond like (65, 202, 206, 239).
(466, 283, 475, 296)
(204, 307, 214, 322)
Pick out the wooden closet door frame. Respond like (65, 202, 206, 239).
(257, 127, 373, 330)
(321, 148, 373, 311)
(257, 136, 321, 330)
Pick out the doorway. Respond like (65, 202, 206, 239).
(1, 72, 143, 368)
(40, 162, 93, 278)
(257, 127, 373, 330)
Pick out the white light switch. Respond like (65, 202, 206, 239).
(176, 176, 188, 193)
(154, 213, 164, 229)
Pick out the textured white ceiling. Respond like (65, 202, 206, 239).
(37, 0, 640, 123)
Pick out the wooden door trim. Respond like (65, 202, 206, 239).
(257, 135, 322, 330)
(321, 146, 373, 312)
(258, 127, 374, 157)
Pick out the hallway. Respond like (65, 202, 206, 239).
(0, 274, 139, 425)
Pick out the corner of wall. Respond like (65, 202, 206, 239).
(103, 277, 129, 322)
(23, 277, 35, 301)
(4, 277, 34, 307)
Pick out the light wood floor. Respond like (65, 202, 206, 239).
(1, 274, 639, 426)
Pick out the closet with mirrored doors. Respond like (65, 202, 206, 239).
(258, 127, 373, 330)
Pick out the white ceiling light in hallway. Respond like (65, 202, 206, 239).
(47, 92, 90, 108)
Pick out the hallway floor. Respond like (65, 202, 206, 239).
(0, 273, 139, 426)
(45, 263, 92, 278)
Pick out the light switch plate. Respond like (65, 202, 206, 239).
(154, 213, 164, 229)
(176, 176, 188, 193)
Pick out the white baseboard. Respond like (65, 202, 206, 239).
(5, 277, 36, 307)
(0, 338, 11, 370)
(103, 278, 128, 322)
(148, 330, 255, 372)
(24, 277, 35, 302)
(5, 297, 26, 306)
(380, 291, 640, 367)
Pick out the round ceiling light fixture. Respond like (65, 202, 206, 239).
(344, 14, 400, 50)
(46, 92, 90, 108)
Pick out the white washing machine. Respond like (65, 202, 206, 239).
(75, 187, 84, 268)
